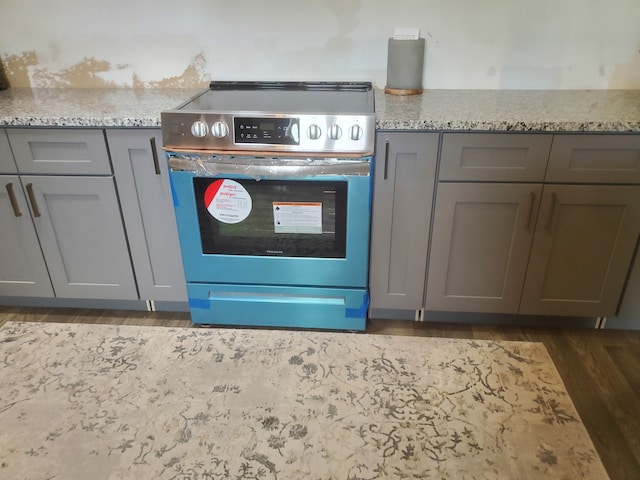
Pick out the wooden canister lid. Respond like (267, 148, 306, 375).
(384, 87, 423, 95)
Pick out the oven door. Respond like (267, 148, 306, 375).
(168, 154, 372, 289)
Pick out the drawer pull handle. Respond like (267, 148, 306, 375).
(383, 140, 390, 180)
(526, 191, 536, 231)
(25, 182, 41, 217)
(6, 182, 22, 217)
(545, 192, 558, 231)
(150, 137, 161, 175)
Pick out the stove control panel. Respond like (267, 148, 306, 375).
(235, 117, 299, 145)
(163, 113, 375, 154)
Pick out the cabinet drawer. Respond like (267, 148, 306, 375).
(0, 129, 17, 174)
(7, 128, 111, 175)
(546, 134, 640, 184)
(439, 133, 552, 182)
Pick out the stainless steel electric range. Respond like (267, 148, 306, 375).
(162, 81, 375, 330)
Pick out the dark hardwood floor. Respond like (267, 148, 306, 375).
(1, 306, 639, 480)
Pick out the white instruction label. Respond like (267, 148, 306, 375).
(204, 179, 252, 224)
(273, 202, 322, 234)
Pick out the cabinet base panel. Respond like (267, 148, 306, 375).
(369, 308, 599, 328)
(0, 297, 189, 312)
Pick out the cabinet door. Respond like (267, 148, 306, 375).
(107, 129, 187, 302)
(369, 132, 438, 310)
(7, 129, 111, 175)
(520, 185, 640, 316)
(0, 130, 17, 174)
(426, 183, 542, 313)
(0, 175, 54, 297)
(20, 175, 137, 300)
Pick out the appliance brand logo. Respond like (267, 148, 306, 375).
(266, 250, 284, 255)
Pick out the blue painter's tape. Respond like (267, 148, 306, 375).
(168, 170, 179, 207)
(189, 297, 210, 310)
(345, 292, 369, 318)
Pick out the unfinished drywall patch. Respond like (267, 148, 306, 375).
(31, 57, 118, 88)
(142, 54, 209, 88)
(0, 51, 209, 89)
(3, 51, 38, 88)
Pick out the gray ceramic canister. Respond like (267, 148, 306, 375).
(385, 38, 425, 94)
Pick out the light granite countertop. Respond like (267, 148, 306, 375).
(0, 88, 202, 128)
(375, 89, 640, 132)
(0, 87, 639, 132)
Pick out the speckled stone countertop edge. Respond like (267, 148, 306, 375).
(3, 117, 638, 132)
(375, 120, 640, 132)
(1, 87, 639, 132)
(0, 116, 163, 128)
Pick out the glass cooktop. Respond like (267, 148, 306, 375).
(177, 81, 375, 115)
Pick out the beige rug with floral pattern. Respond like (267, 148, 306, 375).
(0, 321, 608, 479)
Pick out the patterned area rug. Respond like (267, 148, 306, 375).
(0, 321, 608, 479)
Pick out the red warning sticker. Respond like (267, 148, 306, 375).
(204, 179, 252, 224)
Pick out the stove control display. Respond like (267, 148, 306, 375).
(235, 117, 299, 145)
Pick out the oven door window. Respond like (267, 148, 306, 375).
(194, 178, 347, 257)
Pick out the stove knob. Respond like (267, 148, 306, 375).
(349, 124, 364, 141)
(190, 120, 209, 138)
(211, 121, 229, 138)
(307, 124, 322, 140)
(328, 124, 342, 140)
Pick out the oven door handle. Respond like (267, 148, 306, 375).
(209, 291, 346, 306)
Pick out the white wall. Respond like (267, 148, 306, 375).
(1, 0, 639, 89)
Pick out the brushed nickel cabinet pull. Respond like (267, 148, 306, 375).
(150, 137, 161, 175)
(5, 182, 22, 217)
(25, 182, 41, 217)
(526, 191, 536, 231)
(545, 192, 558, 231)
(383, 140, 390, 180)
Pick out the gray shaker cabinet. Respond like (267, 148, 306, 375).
(18, 175, 138, 300)
(369, 131, 439, 311)
(0, 175, 54, 297)
(2, 129, 137, 300)
(107, 129, 187, 302)
(545, 134, 640, 184)
(519, 135, 640, 317)
(438, 133, 552, 182)
(426, 132, 640, 319)
(7, 128, 111, 175)
(520, 184, 640, 317)
(426, 183, 543, 313)
(426, 133, 551, 314)
(0, 130, 17, 173)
